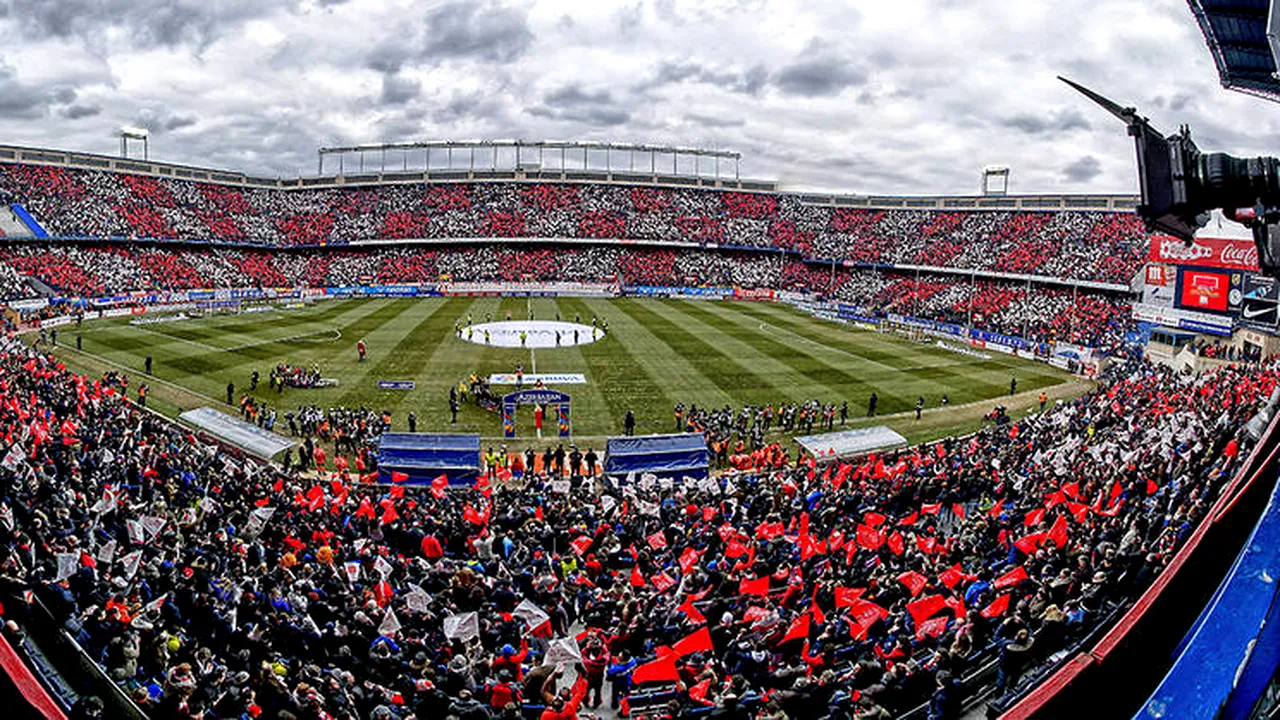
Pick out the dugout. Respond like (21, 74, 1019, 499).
(795, 426, 907, 464)
(605, 433, 709, 481)
(377, 433, 481, 485)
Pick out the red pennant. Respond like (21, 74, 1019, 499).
(980, 594, 1010, 618)
(672, 627, 714, 657)
(834, 586, 865, 608)
(994, 566, 1029, 589)
(905, 594, 947, 625)
(570, 536, 593, 556)
(778, 613, 811, 645)
(887, 532, 905, 556)
(739, 576, 770, 597)
(390, 471, 409, 483)
(897, 570, 928, 597)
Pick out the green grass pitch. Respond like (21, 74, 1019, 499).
(52, 297, 1081, 447)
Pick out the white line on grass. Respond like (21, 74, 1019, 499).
(527, 297, 537, 373)
(225, 327, 342, 352)
(127, 324, 226, 352)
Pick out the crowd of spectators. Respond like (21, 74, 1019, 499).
(0, 333, 1273, 719)
(0, 164, 1148, 284)
(0, 243, 1135, 348)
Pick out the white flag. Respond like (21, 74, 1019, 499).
(126, 519, 146, 544)
(658, 477, 674, 491)
(442, 611, 479, 642)
(405, 589, 431, 613)
(141, 593, 167, 615)
(1, 444, 26, 472)
(514, 599, 550, 633)
(140, 516, 165, 540)
(551, 479, 571, 494)
(120, 550, 143, 579)
(54, 552, 78, 582)
(374, 556, 393, 579)
(600, 495, 617, 516)
(0, 503, 13, 531)
(344, 561, 361, 585)
(200, 497, 219, 514)
(545, 637, 582, 666)
(378, 608, 402, 636)
(637, 499, 660, 517)
(245, 507, 275, 537)
(97, 540, 117, 565)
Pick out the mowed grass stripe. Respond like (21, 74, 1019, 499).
(660, 299, 880, 405)
(608, 298, 801, 407)
(527, 299, 618, 434)
(136, 301, 355, 349)
(732, 301, 1069, 402)
(577, 297, 737, 418)
(558, 297, 673, 434)
(335, 300, 451, 406)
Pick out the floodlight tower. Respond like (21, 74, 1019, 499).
(119, 126, 149, 160)
(982, 165, 1010, 196)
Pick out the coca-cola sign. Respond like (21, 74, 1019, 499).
(1149, 235, 1259, 271)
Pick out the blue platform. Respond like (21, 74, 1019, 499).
(376, 433, 481, 485)
(604, 433, 709, 481)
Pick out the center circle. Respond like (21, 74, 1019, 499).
(461, 320, 603, 348)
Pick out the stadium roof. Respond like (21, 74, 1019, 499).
(1188, 0, 1280, 101)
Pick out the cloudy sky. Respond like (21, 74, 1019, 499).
(0, 0, 1275, 195)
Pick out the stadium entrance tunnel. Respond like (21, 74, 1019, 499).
(460, 320, 603, 348)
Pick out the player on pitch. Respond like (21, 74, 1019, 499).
(357, 339, 367, 362)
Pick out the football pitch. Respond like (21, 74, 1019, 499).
(52, 297, 1084, 446)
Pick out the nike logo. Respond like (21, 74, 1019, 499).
(1241, 304, 1277, 319)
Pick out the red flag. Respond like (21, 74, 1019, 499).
(630, 566, 645, 587)
(272, 477, 284, 493)
(1066, 501, 1090, 524)
(906, 594, 947, 625)
(855, 524, 883, 551)
(810, 589, 826, 626)
(390, 471, 409, 483)
(980, 594, 1010, 618)
(431, 474, 448, 499)
(1146, 479, 1158, 496)
(1062, 481, 1079, 499)
(887, 531, 905, 556)
(939, 564, 966, 590)
(1014, 532, 1045, 555)
(725, 539, 750, 558)
(1024, 508, 1045, 527)
(1110, 480, 1123, 501)
(756, 521, 784, 540)
(388, 484, 405, 499)
(676, 595, 706, 625)
(834, 586, 865, 608)
(921, 503, 941, 515)
(944, 595, 967, 620)
(463, 505, 489, 525)
(632, 656, 680, 684)
(354, 497, 376, 519)
(1047, 515, 1069, 549)
(570, 536, 593, 556)
(899, 511, 919, 526)
(672, 627, 714, 657)
(380, 502, 399, 525)
(897, 570, 928, 597)
(849, 598, 890, 631)
(915, 616, 948, 641)
(739, 576, 770, 597)
(651, 572, 676, 593)
(863, 511, 886, 527)
(988, 499, 1004, 518)
(951, 503, 966, 520)
(647, 531, 667, 550)
(777, 613, 810, 645)
(994, 566, 1029, 589)
(689, 678, 712, 702)
(678, 547, 701, 574)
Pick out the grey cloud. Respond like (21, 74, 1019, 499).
(616, 2, 642, 32)
(636, 61, 769, 96)
(1, 0, 282, 50)
(62, 104, 101, 120)
(1001, 108, 1091, 135)
(527, 84, 631, 126)
(165, 115, 197, 131)
(773, 41, 867, 97)
(684, 113, 745, 128)
(421, 2, 534, 64)
(380, 73, 420, 105)
(0, 62, 67, 119)
(1061, 155, 1102, 183)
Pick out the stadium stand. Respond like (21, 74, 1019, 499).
(0, 165, 1146, 284)
(0, 336, 1271, 718)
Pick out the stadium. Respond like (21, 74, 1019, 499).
(0, 3, 1279, 720)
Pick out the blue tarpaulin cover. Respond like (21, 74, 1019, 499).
(605, 433, 709, 481)
(377, 433, 481, 485)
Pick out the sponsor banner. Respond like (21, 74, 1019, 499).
(1149, 235, 1259, 271)
(1180, 318, 1234, 337)
(971, 328, 1032, 351)
(489, 373, 587, 385)
(1244, 274, 1279, 302)
(1145, 264, 1175, 287)
(625, 285, 731, 298)
(1239, 298, 1280, 330)
(377, 380, 415, 390)
(733, 287, 775, 301)
(6, 298, 48, 311)
(1132, 303, 1234, 332)
(1143, 283, 1176, 308)
(40, 315, 75, 328)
